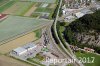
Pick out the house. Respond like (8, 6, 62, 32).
(84, 47, 95, 53)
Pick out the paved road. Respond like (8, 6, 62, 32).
(53, 0, 84, 66)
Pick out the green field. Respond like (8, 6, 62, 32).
(0, 1, 56, 18)
(33, 3, 56, 19)
(0, 15, 51, 43)
(1, 1, 35, 16)
(0, 0, 8, 6)
(75, 52, 100, 66)
(0, 1, 16, 12)
(35, 7, 53, 13)
(34, 29, 42, 38)
(27, 53, 45, 66)
(14, 2, 34, 15)
(18, 0, 56, 3)
(31, 12, 41, 18)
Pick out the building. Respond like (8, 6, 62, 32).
(12, 47, 27, 56)
(84, 47, 95, 53)
(96, 4, 100, 10)
(42, 4, 48, 8)
(81, 9, 93, 14)
(75, 12, 85, 18)
(11, 43, 37, 56)
(0, 14, 7, 21)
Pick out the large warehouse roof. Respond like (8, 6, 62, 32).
(12, 43, 37, 56)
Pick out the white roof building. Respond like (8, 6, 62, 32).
(81, 9, 93, 14)
(42, 4, 48, 8)
(96, 4, 100, 10)
(75, 12, 85, 18)
(13, 47, 27, 56)
(12, 43, 37, 56)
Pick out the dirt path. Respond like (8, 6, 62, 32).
(24, 4, 37, 16)
(0, 32, 37, 54)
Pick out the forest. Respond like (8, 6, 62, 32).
(63, 10, 100, 53)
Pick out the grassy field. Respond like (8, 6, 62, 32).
(31, 13, 41, 18)
(35, 7, 53, 13)
(0, 0, 57, 18)
(0, 0, 8, 6)
(34, 29, 42, 38)
(27, 58, 45, 66)
(21, 0, 56, 3)
(0, 15, 51, 43)
(75, 52, 100, 66)
(24, 3, 37, 16)
(0, 1, 16, 13)
(14, 2, 34, 16)
(2, 1, 35, 16)
(33, 3, 56, 18)
(0, 1, 57, 18)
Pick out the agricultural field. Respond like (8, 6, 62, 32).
(0, 32, 37, 54)
(0, 0, 57, 18)
(0, 0, 8, 6)
(18, 0, 56, 3)
(0, 55, 33, 66)
(2, 1, 35, 16)
(0, 0, 56, 66)
(75, 52, 100, 66)
(31, 3, 57, 19)
(0, 15, 51, 44)
(0, 1, 16, 13)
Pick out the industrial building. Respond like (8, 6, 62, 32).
(11, 43, 37, 56)
(74, 12, 85, 18)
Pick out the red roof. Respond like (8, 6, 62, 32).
(0, 14, 7, 19)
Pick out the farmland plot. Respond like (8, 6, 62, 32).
(18, 0, 56, 3)
(24, 3, 37, 16)
(0, 1, 16, 13)
(0, 15, 51, 44)
(0, 0, 8, 6)
(0, 32, 37, 54)
(2, 1, 35, 16)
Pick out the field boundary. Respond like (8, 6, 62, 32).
(0, 21, 52, 46)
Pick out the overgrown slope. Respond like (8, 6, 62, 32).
(64, 10, 100, 53)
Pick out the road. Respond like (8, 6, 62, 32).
(53, 0, 84, 66)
